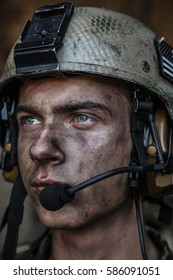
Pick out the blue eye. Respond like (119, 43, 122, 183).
(23, 117, 40, 125)
(75, 114, 92, 122)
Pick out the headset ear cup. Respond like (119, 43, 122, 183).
(146, 107, 169, 164)
(0, 116, 18, 182)
(1, 147, 18, 182)
(3, 153, 13, 172)
(146, 106, 173, 198)
(3, 167, 18, 183)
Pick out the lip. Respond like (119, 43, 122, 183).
(31, 178, 60, 195)
(32, 186, 46, 195)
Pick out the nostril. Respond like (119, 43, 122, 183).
(30, 155, 64, 165)
(29, 142, 65, 165)
(29, 128, 65, 165)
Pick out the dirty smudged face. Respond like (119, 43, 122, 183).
(16, 75, 132, 229)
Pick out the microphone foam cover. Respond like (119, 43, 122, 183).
(39, 183, 74, 211)
(39, 184, 65, 211)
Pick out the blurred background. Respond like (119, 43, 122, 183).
(0, 0, 173, 255)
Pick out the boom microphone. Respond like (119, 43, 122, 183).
(39, 165, 144, 211)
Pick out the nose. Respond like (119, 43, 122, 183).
(29, 126, 65, 166)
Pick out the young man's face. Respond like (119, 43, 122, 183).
(16, 75, 132, 229)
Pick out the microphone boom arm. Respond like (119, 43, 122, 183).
(67, 165, 144, 196)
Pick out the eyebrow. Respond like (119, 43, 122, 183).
(15, 101, 113, 117)
(52, 101, 113, 116)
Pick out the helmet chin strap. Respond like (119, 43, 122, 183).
(0, 174, 27, 260)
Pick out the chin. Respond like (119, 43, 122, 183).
(34, 202, 88, 230)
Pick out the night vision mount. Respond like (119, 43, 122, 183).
(14, 2, 74, 74)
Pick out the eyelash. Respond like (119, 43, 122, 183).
(74, 114, 93, 123)
(17, 113, 96, 132)
(18, 116, 40, 126)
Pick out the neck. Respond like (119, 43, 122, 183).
(50, 200, 158, 260)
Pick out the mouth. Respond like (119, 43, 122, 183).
(32, 186, 46, 195)
(31, 178, 62, 195)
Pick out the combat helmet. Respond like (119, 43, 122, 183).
(1, 2, 173, 198)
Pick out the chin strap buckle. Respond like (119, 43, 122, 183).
(129, 161, 140, 200)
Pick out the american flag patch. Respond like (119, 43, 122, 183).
(155, 37, 173, 84)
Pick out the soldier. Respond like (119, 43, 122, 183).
(0, 2, 173, 259)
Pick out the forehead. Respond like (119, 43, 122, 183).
(19, 75, 129, 105)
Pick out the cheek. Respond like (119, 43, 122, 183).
(17, 134, 32, 175)
(81, 125, 132, 172)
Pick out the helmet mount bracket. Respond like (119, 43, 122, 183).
(132, 88, 164, 168)
(14, 2, 74, 74)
